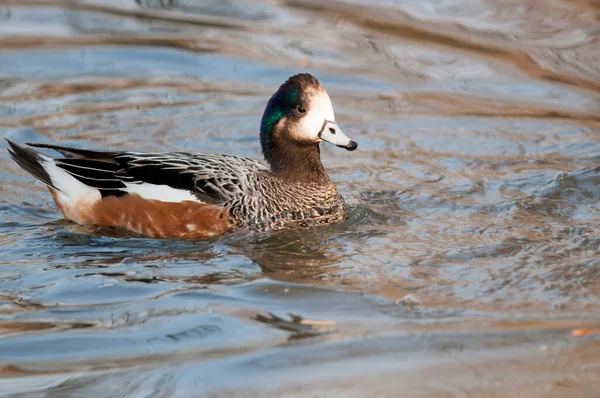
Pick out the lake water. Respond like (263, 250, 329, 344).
(1, 0, 599, 396)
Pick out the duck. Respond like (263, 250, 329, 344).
(6, 73, 358, 239)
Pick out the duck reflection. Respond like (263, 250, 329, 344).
(222, 224, 349, 283)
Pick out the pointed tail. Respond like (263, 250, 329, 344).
(6, 139, 59, 190)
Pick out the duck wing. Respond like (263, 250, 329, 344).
(114, 151, 267, 204)
(24, 143, 267, 205)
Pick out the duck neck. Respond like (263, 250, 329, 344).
(264, 137, 330, 183)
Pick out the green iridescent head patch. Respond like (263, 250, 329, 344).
(260, 88, 302, 162)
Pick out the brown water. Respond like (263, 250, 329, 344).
(1, 0, 600, 396)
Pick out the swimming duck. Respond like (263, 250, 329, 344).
(7, 73, 358, 239)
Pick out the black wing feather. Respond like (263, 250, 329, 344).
(55, 159, 128, 197)
(114, 154, 197, 192)
(27, 143, 119, 160)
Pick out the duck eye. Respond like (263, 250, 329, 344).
(296, 105, 306, 114)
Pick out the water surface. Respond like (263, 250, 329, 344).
(1, 0, 599, 396)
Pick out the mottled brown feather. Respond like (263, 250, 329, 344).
(49, 188, 232, 239)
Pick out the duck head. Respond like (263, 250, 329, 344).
(260, 74, 357, 167)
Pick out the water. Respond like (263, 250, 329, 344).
(1, 0, 599, 396)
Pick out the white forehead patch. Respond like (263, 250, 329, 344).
(295, 90, 336, 141)
(312, 90, 335, 122)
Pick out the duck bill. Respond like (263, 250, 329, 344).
(318, 121, 358, 151)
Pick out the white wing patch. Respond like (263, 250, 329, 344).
(42, 157, 101, 207)
(41, 155, 198, 205)
(124, 182, 198, 203)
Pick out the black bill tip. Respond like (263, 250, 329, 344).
(343, 140, 358, 151)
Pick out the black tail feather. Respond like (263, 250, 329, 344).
(6, 139, 58, 190)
